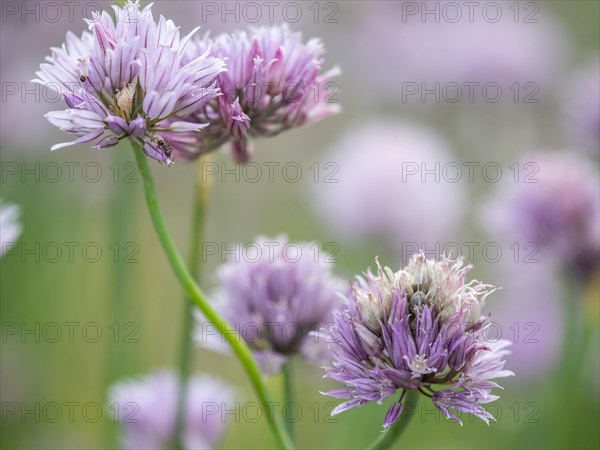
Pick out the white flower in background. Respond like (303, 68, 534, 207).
(1, 201, 22, 257)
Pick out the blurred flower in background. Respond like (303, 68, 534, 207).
(182, 24, 341, 162)
(323, 253, 513, 428)
(482, 151, 600, 280)
(561, 57, 600, 156)
(313, 121, 467, 262)
(488, 259, 563, 380)
(108, 370, 234, 450)
(196, 235, 344, 375)
(33, 0, 225, 164)
(356, 2, 569, 100)
(0, 201, 22, 256)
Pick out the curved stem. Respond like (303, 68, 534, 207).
(131, 143, 294, 450)
(173, 159, 210, 449)
(367, 390, 420, 450)
(282, 359, 295, 443)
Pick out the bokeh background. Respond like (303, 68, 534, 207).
(1, 0, 599, 448)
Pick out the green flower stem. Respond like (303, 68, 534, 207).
(557, 275, 585, 394)
(367, 390, 420, 450)
(106, 149, 137, 447)
(131, 143, 294, 450)
(173, 160, 210, 449)
(555, 275, 588, 447)
(282, 359, 295, 443)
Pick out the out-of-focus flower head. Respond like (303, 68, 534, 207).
(196, 235, 344, 375)
(562, 58, 600, 155)
(313, 121, 467, 260)
(482, 151, 600, 280)
(34, 0, 225, 165)
(357, 2, 568, 100)
(108, 370, 234, 450)
(0, 200, 22, 256)
(323, 252, 513, 428)
(182, 24, 341, 162)
(489, 259, 563, 380)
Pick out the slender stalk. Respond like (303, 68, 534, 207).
(105, 149, 137, 447)
(108, 154, 138, 376)
(367, 391, 420, 450)
(131, 143, 294, 450)
(282, 359, 295, 443)
(173, 158, 211, 449)
(555, 274, 586, 447)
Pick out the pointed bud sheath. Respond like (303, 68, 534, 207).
(383, 401, 404, 430)
(228, 98, 251, 140)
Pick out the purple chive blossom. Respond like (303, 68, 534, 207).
(313, 121, 467, 259)
(483, 151, 600, 280)
(180, 24, 341, 162)
(108, 370, 234, 450)
(33, 0, 225, 165)
(323, 252, 513, 429)
(0, 200, 22, 257)
(195, 236, 344, 375)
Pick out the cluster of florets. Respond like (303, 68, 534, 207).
(323, 252, 513, 428)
